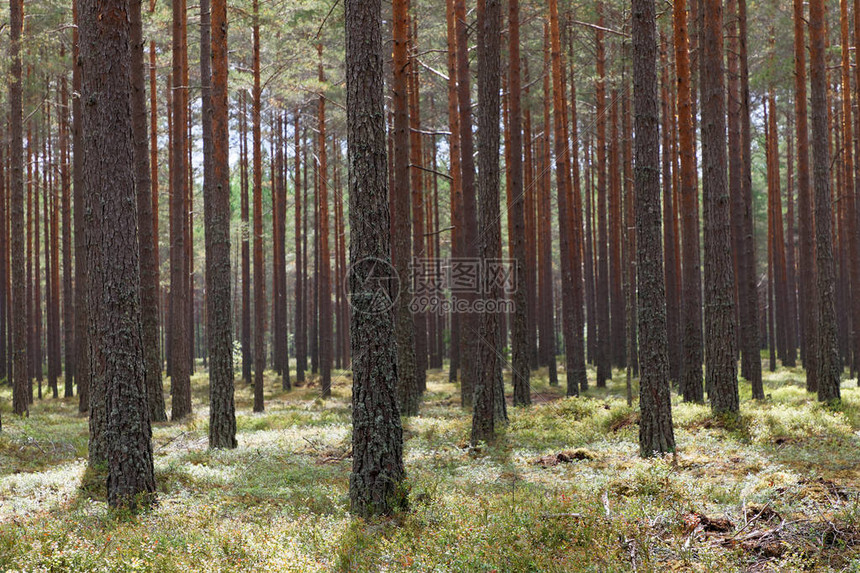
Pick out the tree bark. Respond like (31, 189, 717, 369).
(809, 0, 842, 403)
(633, 0, 675, 456)
(595, 2, 611, 387)
(170, 0, 192, 420)
(130, 0, 166, 422)
(73, 0, 90, 414)
(252, 0, 266, 411)
(79, 0, 157, 508)
(317, 45, 332, 399)
(345, 0, 407, 516)
(391, 0, 419, 415)
(738, 0, 763, 398)
(455, 0, 480, 408)
(701, 0, 739, 414)
(203, 0, 237, 448)
(9, 0, 27, 417)
(471, 0, 502, 446)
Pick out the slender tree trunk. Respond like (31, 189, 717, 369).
(595, 2, 611, 387)
(73, 0, 89, 414)
(444, 0, 462, 383)
(240, 93, 251, 384)
(551, 4, 585, 396)
(564, 33, 587, 394)
(0, 121, 7, 392)
(204, 0, 237, 447)
(294, 110, 306, 383)
(345, 0, 407, 517)
(702, 0, 739, 414)
(317, 45, 332, 399)
(131, 0, 167, 422)
(9, 0, 27, 417)
(80, 0, 157, 507)
(809, 0, 842, 403)
(633, 0, 675, 456)
(407, 20, 428, 394)
(794, 0, 816, 391)
(738, 0, 763, 397)
(660, 39, 680, 385)
(609, 93, 625, 371)
(455, 0, 480, 408)
(170, 0, 192, 420)
(838, 0, 860, 376)
(252, 0, 266, 411)
(60, 61, 73, 398)
(392, 0, 418, 414)
(34, 125, 43, 393)
(471, 0, 502, 446)
(539, 28, 558, 387)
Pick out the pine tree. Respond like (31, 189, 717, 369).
(345, 0, 407, 516)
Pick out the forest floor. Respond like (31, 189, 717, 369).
(0, 362, 859, 572)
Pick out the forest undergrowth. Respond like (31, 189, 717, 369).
(0, 363, 859, 572)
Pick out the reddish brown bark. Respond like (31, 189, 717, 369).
(444, 0, 462, 383)
(408, 19, 427, 393)
(738, 0, 762, 396)
(594, 2, 611, 386)
(252, 0, 266, 411)
(702, 0, 739, 413)
(809, 0, 841, 402)
(660, 36, 680, 385)
(317, 44, 332, 399)
(170, 0, 192, 419)
(294, 110, 306, 383)
(391, 0, 418, 414)
(539, 25, 558, 387)
(454, 0, 480, 407)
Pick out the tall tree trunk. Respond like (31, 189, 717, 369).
(80, 0, 156, 508)
(317, 45, 332, 399)
(660, 38, 680, 385)
(170, 0, 192, 420)
(294, 110, 306, 383)
(727, 0, 743, 366)
(9, 0, 26, 417)
(131, 0, 166, 422)
(564, 33, 587, 394)
(809, 0, 842, 403)
(240, 93, 252, 384)
(839, 0, 860, 376)
(549, 3, 585, 396)
(794, 0, 816, 390)
(455, 0, 480, 408)
(738, 0, 763, 397)
(539, 28, 558, 387)
(34, 125, 42, 393)
(444, 0, 462, 383)
(60, 60, 73, 398)
(252, 0, 266, 411)
(392, 0, 418, 414)
(633, 0, 675, 456)
(407, 19, 428, 394)
(676, 0, 704, 403)
(344, 0, 407, 517)
(595, 2, 611, 387)
(204, 0, 236, 448)
(702, 0, 739, 413)
(73, 0, 89, 413)
(609, 93, 626, 371)
(471, 0, 502, 446)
